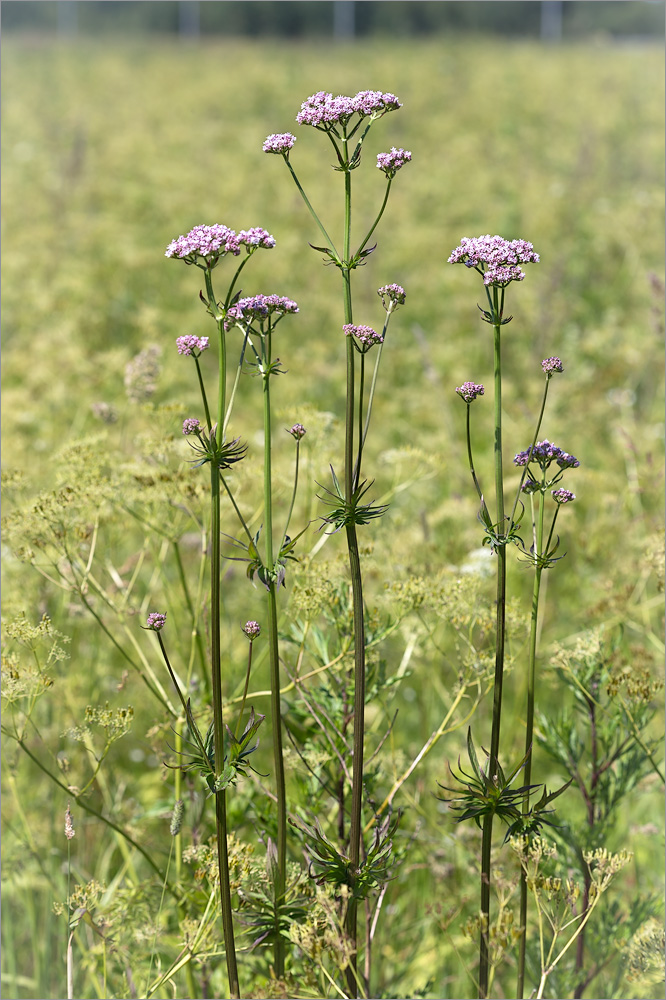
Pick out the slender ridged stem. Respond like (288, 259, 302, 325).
(479, 301, 507, 1000)
(204, 269, 226, 432)
(210, 463, 241, 999)
(194, 356, 213, 433)
(341, 160, 368, 999)
(262, 335, 287, 978)
(517, 490, 545, 999)
(284, 157, 338, 254)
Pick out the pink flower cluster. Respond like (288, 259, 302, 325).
(448, 234, 540, 287)
(182, 418, 201, 435)
(146, 612, 167, 631)
(165, 224, 276, 264)
(288, 423, 307, 440)
(552, 489, 576, 504)
(344, 324, 384, 349)
(296, 90, 401, 128)
(456, 382, 485, 403)
(176, 335, 209, 356)
(541, 356, 564, 375)
(225, 294, 299, 328)
(263, 132, 297, 154)
(242, 620, 261, 639)
(376, 147, 412, 177)
(378, 283, 407, 311)
(514, 441, 580, 470)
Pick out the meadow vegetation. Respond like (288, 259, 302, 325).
(1, 35, 664, 1000)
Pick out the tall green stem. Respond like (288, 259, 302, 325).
(479, 302, 507, 1000)
(262, 342, 287, 978)
(517, 491, 545, 999)
(210, 464, 241, 999)
(341, 161, 368, 999)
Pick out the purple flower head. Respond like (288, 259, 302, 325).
(263, 132, 297, 155)
(343, 323, 384, 350)
(242, 620, 261, 640)
(225, 294, 299, 330)
(182, 417, 201, 436)
(513, 440, 580, 471)
(296, 89, 401, 129)
(352, 90, 402, 117)
(176, 335, 209, 357)
(552, 488, 576, 504)
(448, 234, 540, 287)
(288, 423, 307, 440)
(556, 451, 580, 470)
(378, 284, 406, 311)
(456, 382, 485, 403)
(237, 228, 277, 251)
(165, 224, 242, 267)
(376, 147, 412, 178)
(146, 612, 167, 631)
(542, 357, 564, 376)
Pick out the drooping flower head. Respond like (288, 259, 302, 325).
(182, 418, 201, 436)
(456, 382, 485, 403)
(376, 147, 412, 178)
(146, 612, 167, 631)
(378, 283, 406, 312)
(344, 323, 384, 351)
(288, 423, 307, 440)
(262, 133, 297, 156)
(513, 440, 580, 471)
(176, 335, 209, 357)
(65, 804, 75, 841)
(542, 357, 564, 376)
(165, 223, 275, 269)
(552, 489, 576, 504)
(448, 234, 540, 287)
(224, 294, 299, 331)
(296, 90, 402, 130)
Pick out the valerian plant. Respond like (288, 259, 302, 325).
(264, 89, 410, 997)
(443, 235, 580, 999)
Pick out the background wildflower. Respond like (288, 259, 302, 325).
(145, 612, 167, 631)
(456, 382, 485, 403)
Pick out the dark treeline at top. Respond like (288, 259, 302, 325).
(2, 1, 664, 40)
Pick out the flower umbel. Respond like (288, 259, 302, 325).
(448, 234, 540, 287)
(541, 356, 563, 376)
(456, 382, 485, 403)
(288, 423, 307, 440)
(262, 133, 297, 155)
(513, 441, 580, 471)
(146, 612, 167, 631)
(378, 283, 406, 312)
(551, 488, 576, 504)
(165, 223, 276, 269)
(176, 335, 209, 357)
(344, 323, 384, 351)
(242, 621, 261, 640)
(182, 418, 201, 436)
(376, 147, 412, 178)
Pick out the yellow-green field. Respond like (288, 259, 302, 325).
(2, 34, 664, 1000)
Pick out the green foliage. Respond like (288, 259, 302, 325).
(1, 32, 663, 1000)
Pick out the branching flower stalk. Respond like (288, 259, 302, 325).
(513, 362, 579, 998)
(264, 92, 409, 997)
(448, 234, 540, 999)
(159, 224, 278, 998)
(224, 293, 301, 977)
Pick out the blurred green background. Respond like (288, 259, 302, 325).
(2, 3, 664, 998)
